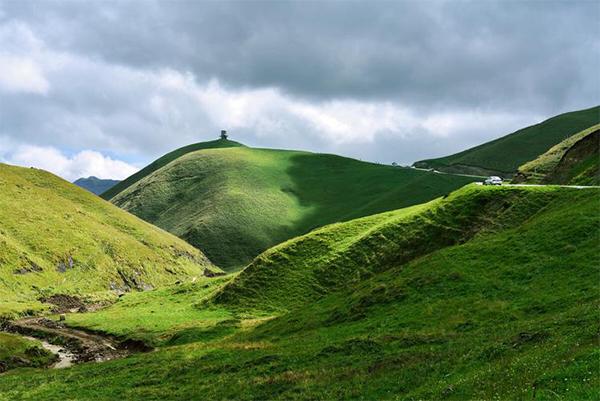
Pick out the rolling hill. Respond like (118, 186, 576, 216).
(3, 185, 598, 400)
(514, 124, 600, 185)
(108, 145, 479, 270)
(101, 138, 244, 200)
(214, 184, 594, 310)
(74, 176, 120, 195)
(414, 106, 600, 177)
(0, 163, 217, 317)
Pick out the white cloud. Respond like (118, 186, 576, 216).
(0, 21, 50, 94)
(0, 54, 49, 94)
(6, 145, 138, 181)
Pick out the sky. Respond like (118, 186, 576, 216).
(0, 0, 598, 181)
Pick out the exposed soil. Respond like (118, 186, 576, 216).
(38, 294, 110, 314)
(4, 317, 152, 368)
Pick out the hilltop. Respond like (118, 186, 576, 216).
(108, 145, 479, 270)
(101, 138, 244, 200)
(3, 185, 597, 400)
(414, 106, 600, 177)
(0, 163, 217, 317)
(514, 124, 599, 185)
(74, 176, 120, 195)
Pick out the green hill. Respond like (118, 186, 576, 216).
(514, 124, 600, 185)
(3, 185, 598, 400)
(109, 146, 479, 270)
(214, 184, 592, 311)
(414, 106, 600, 177)
(0, 163, 217, 317)
(100, 138, 244, 200)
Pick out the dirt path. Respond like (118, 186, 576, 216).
(5, 318, 150, 368)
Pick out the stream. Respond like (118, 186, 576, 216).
(22, 336, 75, 369)
(4, 317, 151, 370)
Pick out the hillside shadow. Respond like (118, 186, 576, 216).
(284, 153, 478, 236)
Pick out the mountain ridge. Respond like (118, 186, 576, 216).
(414, 106, 600, 177)
(74, 176, 120, 195)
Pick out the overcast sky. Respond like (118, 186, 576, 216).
(0, 0, 598, 180)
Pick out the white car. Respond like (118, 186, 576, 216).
(483, 176, 503, 186)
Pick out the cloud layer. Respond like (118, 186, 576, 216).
(0, 1, 598, 179)
(3, 146, 138, 181)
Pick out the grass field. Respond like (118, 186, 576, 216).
(414, 106, 600, 177)
(0, 163, 217, 317)
(2, 185, 597, 400)
(110, 146, 479, 270)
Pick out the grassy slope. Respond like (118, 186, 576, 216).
(2, 186, 597, 400)
(414, 106, 600, 176)
(111, 147, 479, 270)
(0, 163, 217, 317)
(101, 139, 244, 200)
(214, 185, 569, 311)
(515, 124, 600, 183)
(0, 333, 56, 372)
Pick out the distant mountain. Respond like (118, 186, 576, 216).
(414, 106, 600, 178)
(107, 141, 479, 270)
(74, 176, 120, 195)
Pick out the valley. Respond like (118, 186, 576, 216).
(0, 109, 599, 400)
(1, 2, 598, 399)
(1, 182, 598, 400)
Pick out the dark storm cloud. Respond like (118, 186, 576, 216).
(0, 0, 598, 179)
(3, 0, 598, 109)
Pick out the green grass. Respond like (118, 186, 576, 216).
(65, 276, 235, 347)
(414, 106, 600, 177)
(516, 124, 600, 183)
(110, 146, 479, 270)
(0, 163, 217, 317)
(2, 185, 597, 400)
(0, 333, 56, 372)
(214, 184, 570, 311)
(101, 139, 244, 200)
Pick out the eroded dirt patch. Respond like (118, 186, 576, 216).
(39, 294, 110, 314)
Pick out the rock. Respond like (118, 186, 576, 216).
(56, 261, 67, 273)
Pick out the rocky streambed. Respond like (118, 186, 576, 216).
(3, 317, 151, 370)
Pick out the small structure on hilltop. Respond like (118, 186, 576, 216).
(220, 130, 228, 140)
